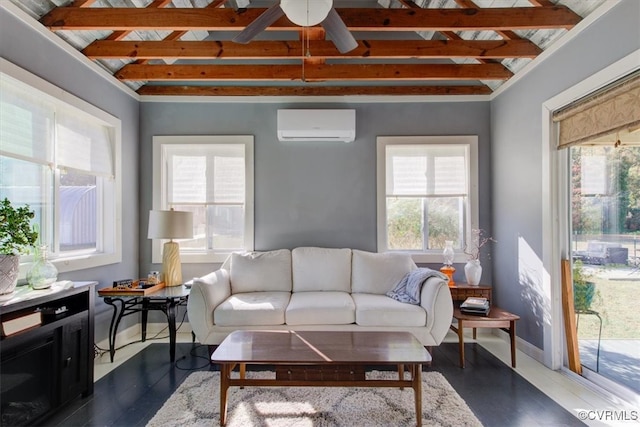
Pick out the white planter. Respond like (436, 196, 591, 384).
(0, 254, 20, 295)
(464, 259, 482, 286)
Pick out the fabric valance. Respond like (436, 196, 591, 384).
(553, 72, 640, 149)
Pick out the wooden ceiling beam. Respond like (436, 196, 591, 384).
(137, 84, 493, 96)
(83, 39, 541, 60)
(115, 63, 513, 81)
(41, 7, 582, 32)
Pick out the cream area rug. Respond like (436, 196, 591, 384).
(147, 370, 483, 427)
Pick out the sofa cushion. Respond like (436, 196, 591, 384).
(352, 293, 426, 327)
(292, 247, 352, 292)
(214, 292, 290, 326)
(286, 292, 355, 325)
(351, 250, 416, 295)
(230, 249, 292, 294)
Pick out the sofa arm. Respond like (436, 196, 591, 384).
(420, 277, 453, 345)
(187, 269, 231, 343)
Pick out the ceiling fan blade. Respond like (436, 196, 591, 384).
(321, 9, 358, 54)
(233, 4, 285, 44)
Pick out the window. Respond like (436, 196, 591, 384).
(0, 64, 121, 274)
(377, 136, 478, 263)
(152, 135, 254, 263)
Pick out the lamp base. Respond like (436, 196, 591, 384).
(162, 241, 183, 287)
(440, 265, 455, 287)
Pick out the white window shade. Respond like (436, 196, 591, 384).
(167, 144, 245, 205)
(170, 155, 207, 203)
(0, 74, 53, 165)
(386, 145, 467, 196)
(434, 156, 466, 194)
(56, 109, 114, 177)
(212, 155, 245, 203)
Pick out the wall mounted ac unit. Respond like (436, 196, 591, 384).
(277, 109, 356, 142)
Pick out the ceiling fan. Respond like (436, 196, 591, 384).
(233, 0, 358, 54)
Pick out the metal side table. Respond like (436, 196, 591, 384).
(100, 285, 190, 362)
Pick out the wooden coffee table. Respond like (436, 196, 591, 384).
(211, 330, 431, 426)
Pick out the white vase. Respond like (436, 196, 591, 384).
(464, 259, 482, 286)
(0, 254, 20, 295)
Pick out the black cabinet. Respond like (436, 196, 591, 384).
(0, 283, 95, 426)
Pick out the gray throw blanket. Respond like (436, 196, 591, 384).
(386, 268, 448, 305)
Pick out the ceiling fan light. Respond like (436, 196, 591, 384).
(281, 0, 333, 27)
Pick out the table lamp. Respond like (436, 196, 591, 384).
(440, 240, 456, 287)
(148, 209, 193, 287)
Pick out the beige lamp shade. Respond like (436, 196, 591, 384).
(148, 210, 193, 286)
(148, 210, 194, 240)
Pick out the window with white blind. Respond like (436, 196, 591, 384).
(377, 136, 478, 263)
(152, 135, 254, 263)
(0, 64, 121, 274)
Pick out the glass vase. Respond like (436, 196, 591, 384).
(442, 240, 455, 266)
(27, 246, 58, 290)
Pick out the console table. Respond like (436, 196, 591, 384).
(0, 282, 96, 426)
(99, 285, 190, 363)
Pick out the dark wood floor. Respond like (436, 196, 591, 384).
(44, 342, 584, 426)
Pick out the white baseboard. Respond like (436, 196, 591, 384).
(491, 328, 544, 363)
(95, 322, 193, 350)
(144, 321, 193, 335)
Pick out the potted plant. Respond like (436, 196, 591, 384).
(0, 198, 38, 295)
(572, 259, 596, 311)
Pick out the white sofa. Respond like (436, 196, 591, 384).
(187, 247, 453, 349)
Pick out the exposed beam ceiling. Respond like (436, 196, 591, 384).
(3, 0, 603, 98)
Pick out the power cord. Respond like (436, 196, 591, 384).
(174, 343, 212, 371)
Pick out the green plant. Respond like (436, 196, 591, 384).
(572, 260, 597, 311)
(0, 198, 38, 256)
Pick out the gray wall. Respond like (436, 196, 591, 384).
(1, 7, 141, 341)
(490, 0, 640, 348)
(139, 101, 493, 283)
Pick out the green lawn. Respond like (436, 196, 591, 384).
(576, 277, 639, 340)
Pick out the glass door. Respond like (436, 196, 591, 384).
(568, 141, 640, 396)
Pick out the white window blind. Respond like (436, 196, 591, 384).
(56, 109, 114, 177)
(386, 145, 467, 196)
(166, 144, 245, 205)
(0, 74, 53, 165)
(1, 74, 114, 177)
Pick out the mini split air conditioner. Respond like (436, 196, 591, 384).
(277, 109, 356, 142)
